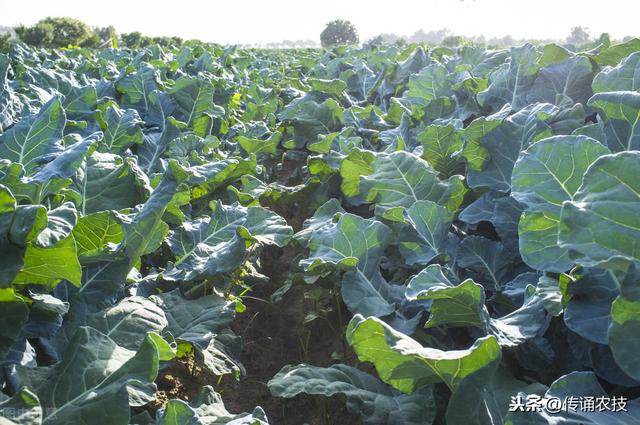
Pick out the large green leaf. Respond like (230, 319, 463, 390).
(166, 201, 292, 281)
(0, 97, 65, 174)
(463, 103, 558, 192)
(478, 44, 539, 112)
(593, 52, 640, 93)
(269, 364, 436, 425)
(72, 152, 151, 214)
(169, 76, 224, 136)
(0, 54, 22, 132)
(116, 64, 159, 116)
(407, 268, 546, 347)
(0, 288, 30, 361)
(359, 151, 465, 221)
(346, 314, 501, 393)
(455, 236, 515, 291)
(405, 63, 453, 118)
(96, 103, 144, 153)
(86, 297, 168, 352)
(593, 37, 640, 66)
(26, 134, 99, 201)
(279, 95, 343, 148)
(188, 157, 257, 201)
(13, 234, 81, 288)
(150, 289, 236, 348)
(512, 135, 610, 271)
(564, 268, 618, 345)
(300, 213, 392, 277)
(397, 200, 454, 266)
(137, 90, 183, 174)
(446, 359, 546, 425)
(72, 211, 124, 263)
(588, 91, 640, 152)
(559, 152, 640, 268)
(527, 56, 593, 107)
(17, 327, 163, 425)
(122, 161, 188, 266)
(416, 122, 464, 178)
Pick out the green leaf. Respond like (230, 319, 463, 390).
(150, 289, 236, 348)
(0, 288, 30, 360)
(35, 202, 77, 248)
(72, 152, 151, 215)
(593, 37, 640, 66)
(446, 360, 545, 425)
(294, 198, 345, 244)
(0, 54, 21, 132)
(169, 76, 224, 136)
(27, 135, 99, 200)
(188, 157, 257, 201)
(18, 328, 163, 425)
(72, 211, 124, 263)
(455, 236, 515, 291)
(478, 44, 539, 112)
(588, 91, 640, 152)
(308, 77, 347, 98)
(137, 91, 183, 174)
(269, 364, 436, 425)
(237, 131, 281, 155)
(86, 297, 168, 351)
(564, 269, 618, 344)
(416, 122, 464, 178)
(279, 95, 343, 148)
(360, 151, 466, 220)
(122, 161, 187, 266)
(512, 135, 610, 271)
(339, 148, 375, 197)
(0, 97, 65, 174)
(527, 57, 593, 107)
(166, 201, 292, 281)
(593, 52, 640, 93)
(13, 235, 81, 288)
(300, 213, 392, 277)
(405, 63, 452, 116)
(463, 103, 558, 192)
(559, 152, 640, 269)
(609, 296, 640, 381)
(116, 64, 159, 116)
(96, 104, 144, 153)
(397, 200, 454, 266)
(346, 314, 501, 393)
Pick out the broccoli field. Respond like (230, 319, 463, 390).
(2, 37, 640, 425)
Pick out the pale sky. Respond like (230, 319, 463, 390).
(0, 0, 638, 45)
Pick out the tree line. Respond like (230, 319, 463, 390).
(1, 17, 635, 52)
(3, 17, 185, 49)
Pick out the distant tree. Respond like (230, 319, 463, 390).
(409, 28, 451, 44)
(16, 17, 94, 47)
(94, 25, 117, 47)
(151, 36, 183, 48)
(15, 22, 54, 47)
(120, 32, 145, 48)
(442, 35, 463, 47)
(567, 26, 591, 45)
(499, 34, 514, 46)
(320, 20, 359, 48)
(0, 33, 10, 53)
